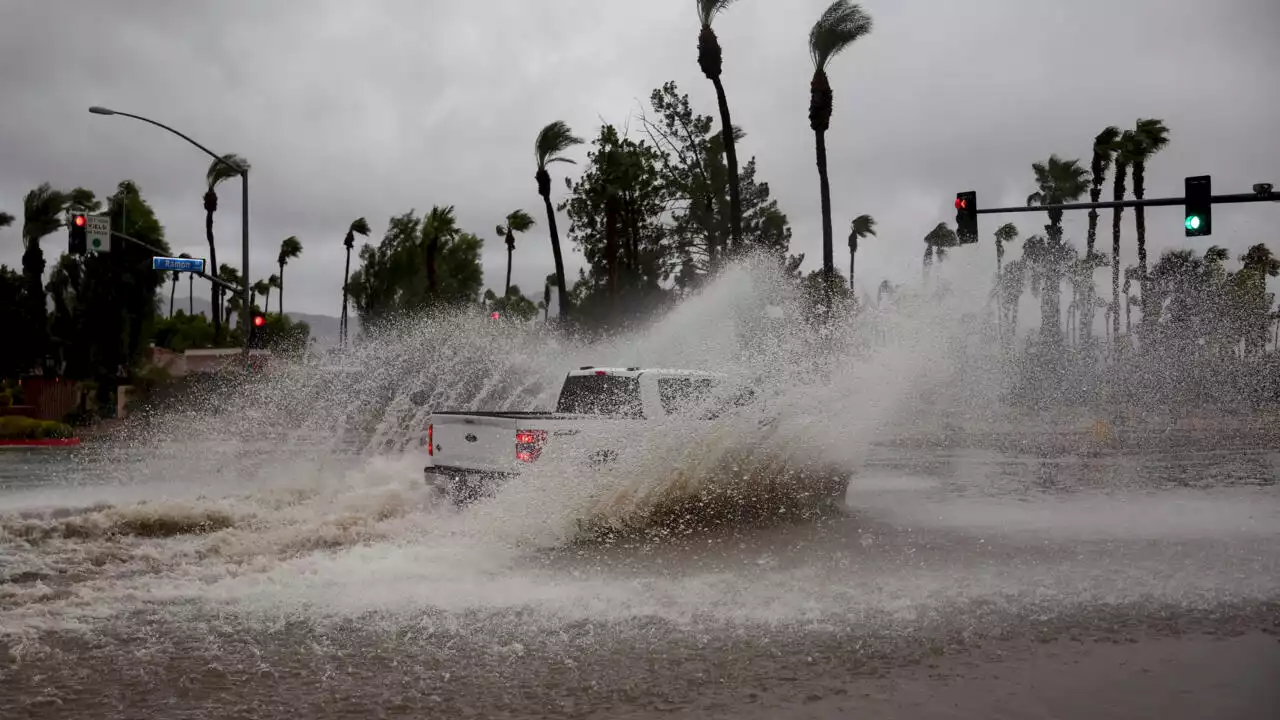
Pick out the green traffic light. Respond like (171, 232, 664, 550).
(1185, 215, 1202, 231)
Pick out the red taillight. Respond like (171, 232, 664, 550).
(595, 370, 607, 376)
(425, 423, 433, 455)
(515, 429, 547, 463)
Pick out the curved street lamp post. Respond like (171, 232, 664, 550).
(88, 106, 251, 356)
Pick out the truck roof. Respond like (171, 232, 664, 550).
(567, 367, 727, 379)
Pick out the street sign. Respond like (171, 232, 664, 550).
(152, 256, 206, 273)
(85, 214, 110, 252)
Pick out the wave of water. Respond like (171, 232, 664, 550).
(2, 258, 1277, 644)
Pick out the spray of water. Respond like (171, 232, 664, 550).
(2, 257, 1276, 645)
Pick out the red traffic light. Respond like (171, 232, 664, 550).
(252, 314, 266, 327)
(954, 198, 966, 210)
(73, 214, 86, 226)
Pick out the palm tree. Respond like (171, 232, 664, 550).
(264, 274, 279, 315)
(0, 211, 13, 228)
(1129, 118, 1170, 336)
(1026, 155, 1088, 343)
(993, 222, 1019, 279)
(535, 121, 583, 320)
(1110, 130, 1137, 345)
(497, 210, 536, 297)
(20, 184, 67, 371)
(696, 0, 744, 249)
(922, 222, 957, 281)
(808, 1, 874, 280)
(1085, 128, 1122, 259)
(543, 273, 555, 322)
(422, 205, 458, 298)
(846, 214, 876, 291)
(1022, 234, 1077, 343)
(276, 236, 302, 315)
(204, 153, 249, 341)
(251, 279, 270, 310)
(340, 217, 370, 346)
(218, 264, 242, 328)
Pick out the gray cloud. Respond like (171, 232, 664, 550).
(2, 0, 1278, 316)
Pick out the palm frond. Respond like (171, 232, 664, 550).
(277, 235, 302, 265)
(349, 217, 371, 237)
(535, 121, 584, 169)
(696, 0, 738, 26)
(0, 211, 14, 228)
(206, 153, 249, 188)
(506, 209, 536, 233)
(808, 0, 874, 69)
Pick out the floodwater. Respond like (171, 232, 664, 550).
(2, 441, 1278, 719)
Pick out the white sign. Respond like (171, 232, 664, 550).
(86, 214, 111, 252)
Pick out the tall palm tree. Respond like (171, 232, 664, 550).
(808, 1, 873, 280)
(204, 153, 249, 341)
(535, 121, 583, 320)
(846, 214, 876, 290)
(218, 264, 242, 328)
(251, 279, 270, 310)
(422, 205, 457, 298)
(1027, 155, 1089, 343)
(1085, 127, 1122, 259)
(993, 222, 1019, 279)
(20, 184, 67, 371)
(1022, 233, 1076, 343)
(696, 0, 744, 250)
(1129, 118, 1170, 335)
(276, 236, 302, 315)
(1110, 130, 1137, 344)
(922, 222, 956, 281)
(497, 210, 536, 297)
(340, 217, 370, 346)
(264, 274, 279, 316)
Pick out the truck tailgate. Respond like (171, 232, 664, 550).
(430, 414, 518, 474)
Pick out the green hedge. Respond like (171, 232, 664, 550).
(0, 416, 76, 440)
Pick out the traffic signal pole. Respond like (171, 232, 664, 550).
(971, 190, 1276, 216)
(109, 228, 244, 297)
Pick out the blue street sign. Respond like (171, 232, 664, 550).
(152, 256, 205, 273)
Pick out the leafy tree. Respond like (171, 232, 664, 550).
(276, 235, 302, 314)
(203, 153, 249, 342)
(0, 265, 25, 377)
(347, 209, 484, 329)
(497, 209, 535, 297)
(340, 217, 371, 346)
(153, 311, 216, 352)
(534, 121, 583, 319)
(695, 0, 743, 248)
(423, 205, 457, 296)
(483, 285, 541, 322)
(1234, 244, 1279, 357)
(846, 213, 875, 291)
(807, 0, 873, 280)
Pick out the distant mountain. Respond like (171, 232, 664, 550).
(173, 296, 353, 349)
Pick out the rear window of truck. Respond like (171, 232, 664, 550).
(555, 374, 643, 417)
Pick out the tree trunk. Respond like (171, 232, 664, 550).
(1133, 161, 1149, 342)
(341, 246, 352, 346)
(814, 129, 834, 278)
(849, 246, 856, 291)
(187, 275, 193, 315)
(204, 203, 221, 340)
(710, 75, 742, 250)
(1110, 165, 1127, 346)
(169, 279, 176, 318)
(278, 263, 284, 315)
(541, 191, 569, 319)
(426, 238, 438, 296)
(504, 239, 513, 298)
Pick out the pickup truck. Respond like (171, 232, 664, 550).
(419, 367, 759, 505)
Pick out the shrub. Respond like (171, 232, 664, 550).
(0, 416, 76, 440)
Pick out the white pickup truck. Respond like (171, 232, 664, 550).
(420, 367, 760, 505)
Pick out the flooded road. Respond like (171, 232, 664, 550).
(2, 443, 1278, 719)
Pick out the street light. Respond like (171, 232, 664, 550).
(88, 105, 252, 355)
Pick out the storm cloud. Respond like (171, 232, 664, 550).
(2, 0, 1277, 316)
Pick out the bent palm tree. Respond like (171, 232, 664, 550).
(535, 121, 583, 320)
(497, 210, 535, 297)
(1130, 118, 1170, 336)
(276, 236, 302, 315)
(251, 279, 270, 310)
(1110, 130, 1137, 344)
(341, 217, 370, 346)
(696, 0, 744, 249)
(264, 274, 279, 316)
(846, 213, 876, 291)
(1086, 127, 1121, 259)
(204, 153, 249, 341)
(808, 1, 873, 280)
(993, 222, 1019, 279)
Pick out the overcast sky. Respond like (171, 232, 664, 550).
(2, 0, 1278, 317)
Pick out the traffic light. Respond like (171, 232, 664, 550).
(955, 191, 978, 244)
(1184, 175, 1211, 237)
(69, 213, 87, 255)
(247, 311, 267, 348)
